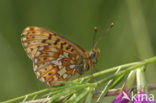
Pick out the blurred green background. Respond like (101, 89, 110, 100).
(0, 0, 156, 102)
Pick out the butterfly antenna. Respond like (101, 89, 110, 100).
(92, 26, 98, 48)
(93, 22, 114, 48)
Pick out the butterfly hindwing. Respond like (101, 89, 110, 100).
(33, 45, 78, 86)
(21, 26, 87, 86)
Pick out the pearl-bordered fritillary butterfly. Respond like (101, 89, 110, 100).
(21, 26, 100, 86)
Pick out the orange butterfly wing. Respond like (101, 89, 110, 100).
(21, 26, 90, 86)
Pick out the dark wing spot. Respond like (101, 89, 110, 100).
(43, 57, 47, 60)
(42, 39, 46, 43)
(30, 48, 33, 51)
(48, 33, 52, 40)
(54, 39, 60, 45)
(66, 45, 71, 50)
(48, 43, 51, 45)
(71, 49, 74, 52)
(37, 46, 40, 48)
(60, 43, 64, 49)
(48, 72, 52, 75)
(64, 59, 68, 63)
(29, 27, 34, 31)
(53, 33, 56, 36)
(60, 42, 67, 49)
(63, 42, 67, 45)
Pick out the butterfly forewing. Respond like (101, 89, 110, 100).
(21, 26, 88, 86)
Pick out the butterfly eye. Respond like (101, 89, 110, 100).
(90, 52, 95, 59)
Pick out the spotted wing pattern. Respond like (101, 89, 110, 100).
(21, 26, 89, 86)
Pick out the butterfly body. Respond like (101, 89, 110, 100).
(21, 26, 100, 86)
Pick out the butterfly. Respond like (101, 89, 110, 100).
(21, 26, 100, 86)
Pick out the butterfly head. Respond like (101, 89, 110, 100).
(88, 48, 100, 64)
